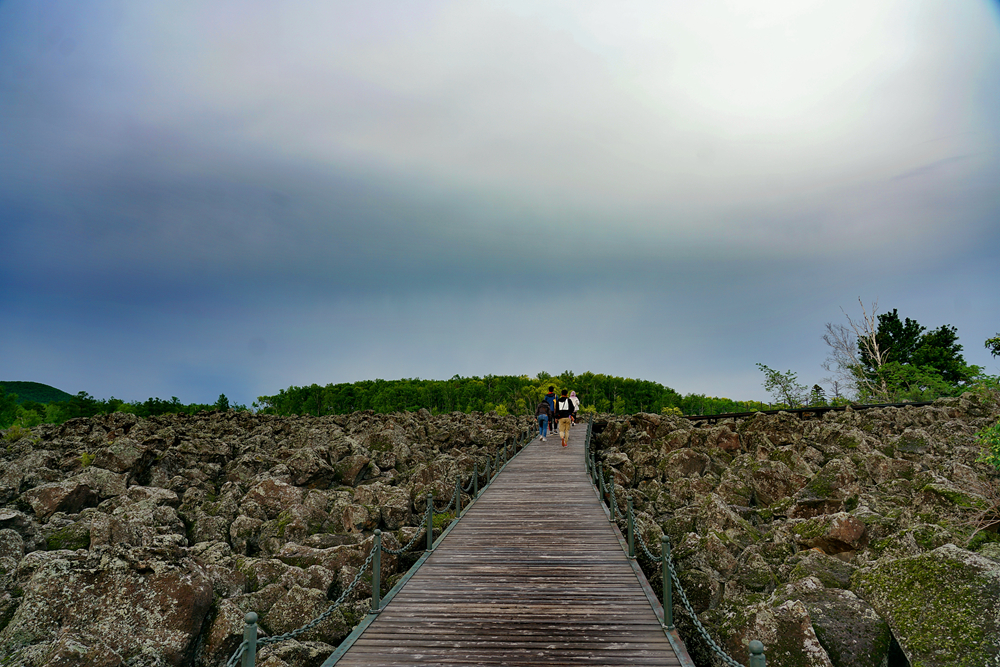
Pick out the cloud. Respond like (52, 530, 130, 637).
(1, 1, 998, 406)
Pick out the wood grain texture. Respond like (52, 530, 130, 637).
(331, 423, 683, 666)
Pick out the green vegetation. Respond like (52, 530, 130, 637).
(975, 420, 1000, 471)
(987, 334, 1000, 358)
(255, 372, 768, 417)
(756, 364, 808, 408)
(805, 301, 994, 404)
(0, 383, 247, 430)
(2, 424, 36, 444)
(0, 381, 73, 404)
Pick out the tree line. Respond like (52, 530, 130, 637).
(253, 371, 768, 418)
(0, 389, 244, 430)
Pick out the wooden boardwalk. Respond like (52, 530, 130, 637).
(325, 421, 690, 667)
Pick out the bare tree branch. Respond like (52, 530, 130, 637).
(821, 298, 890, 402)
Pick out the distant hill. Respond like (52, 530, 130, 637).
(0, 381, 74, 404)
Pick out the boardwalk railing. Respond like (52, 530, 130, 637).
(585, 415, 767, 667)
(226, 425, 538, 667)
(228, 416, 768, 667)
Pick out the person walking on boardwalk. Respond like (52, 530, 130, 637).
(569, 390, 580, 425)
(555, 389, 576, 447)
(544, 386, 556, 417)
(535, 398, 552, 441)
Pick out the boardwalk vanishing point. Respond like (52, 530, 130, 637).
(322, 421, 694, 667)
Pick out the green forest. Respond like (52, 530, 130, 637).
(252, 371, 767, 418)
(0, 382, 242, 431)
(0, 375, 765, 430)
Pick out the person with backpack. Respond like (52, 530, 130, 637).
(554, 389, 576, 447)
(544, 386, 556, 417)
(535, 398, 552, 441)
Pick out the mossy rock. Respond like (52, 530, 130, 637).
(774, 578, 891, 667)
(921, 482, 983, 509)
(786, 551, 856, 589)
(44, 523, 90, 551)
(852, 544, 1000, 666)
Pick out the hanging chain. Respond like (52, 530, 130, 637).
(260, 546, 377, 644)
(630, 517, 746, 667)
(434, 485, 457, 515)
(225, 543, 377, 665)
(382, 526, 427, 555)
(667, 562, 746, 667)
(225, 641, 248, 667)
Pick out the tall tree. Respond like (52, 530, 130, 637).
(911, 324, 970, 384)
(986, 334, 1000, 358)
(0, 387, 19, 429)
(823, 298, 891, 402)
(825, 300, 977, 402)
(867, 309, 924, 369)
(756, 364, 807, 407)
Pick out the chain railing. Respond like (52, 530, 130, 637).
(227, 422, 537, 666)
(589, 437, 767, 667)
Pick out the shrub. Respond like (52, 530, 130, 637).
(976, 421, 1000, 471)
(3, 425, 33, 443)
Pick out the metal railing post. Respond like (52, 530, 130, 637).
(662, 535, 674, 630)
(598, 462, 605, 502)
(749, 640, 766, 666)
(455, 475, 462, 515)
(609, 477, 616, 522)
(372, 530, 382, 613)
(627, 497, 635, 559)
(242, 612, 258, 667)
(473, 462, 479, 498)
(426, 493, 434, 551)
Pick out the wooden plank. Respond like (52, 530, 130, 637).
(326, 424, 687, 667)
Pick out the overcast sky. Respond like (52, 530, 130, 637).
(2, 1, 999, 408)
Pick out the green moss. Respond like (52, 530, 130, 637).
(966, 530, 1000, 552)
(79, 451, 95, 467)
(770, 497, 794, 513)
(275, 510, 293, 538)
(432, 511, 454, 530)
(836, 432, 862, 449)
(801, 474, 834, 501)
(911, 525, 950, 551)
(869, 537, 892, 553)
(843, 495, 859, 512)
(854, 553, 994, 666)
(235, 557, 260, 592)
(921, 483, 980, 508)
(45, 525, 90, 551)
(367, 436, 394, 453)
(792, 517, 828, 540)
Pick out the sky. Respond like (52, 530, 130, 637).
(2, 0, 999, 409)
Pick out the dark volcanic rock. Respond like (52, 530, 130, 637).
(0, 409, 533, 667)
(594, 393, 1000, 667)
